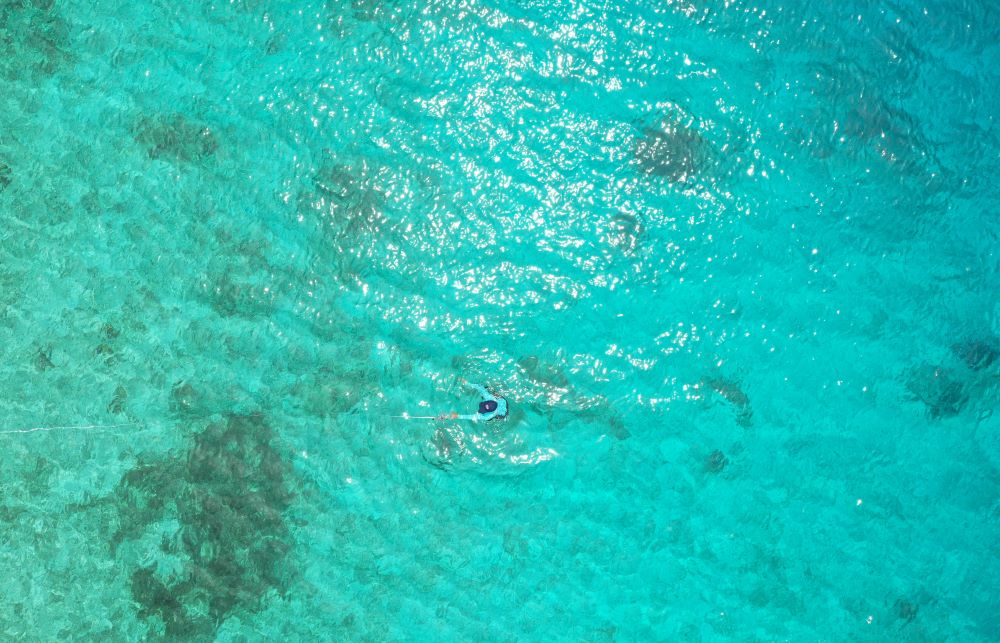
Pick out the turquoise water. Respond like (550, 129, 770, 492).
(1, 0, 998, 639)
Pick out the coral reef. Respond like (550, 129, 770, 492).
(112, 414, 295, 638)
(33, 345, 55, 371)
(517, 355, 569, 389)
(893, 597, 918, 624)
(0, 2, 73, 79)
(904, 365, 967, 419)
(133, 114, 219, 163)
(298, 155, 391, 291)
(107, 385, 127, 414)
(605, 213, 644, 255)
(702, 376, 754, 427)
(705, 449, 728, 474)
(951, 339, 998, 372)
(633, 119, 712, 183)
(0, 161, 11, 191)
(311, 158, 387, 242)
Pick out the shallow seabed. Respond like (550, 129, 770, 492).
(0, 0, 998, 640)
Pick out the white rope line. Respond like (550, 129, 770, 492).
(0, 422, 143, 435)
(0, 411, 463, 435)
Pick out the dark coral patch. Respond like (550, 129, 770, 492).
(703, 376, 754, 427)
(113, 414, 295, 638)
(0, 162, 11, 191)
(904, 365, 967, 419)
(633, 120, 711, 183)
(310, 158, 386, 239)
(33, 346, 55, 371)
(893, 597, 918, 624)
(107, 385, 127, 414)
(952, 339, 998, 372)
(517, 355, 569, 388)
(705, 450, 728, 474)
(606, 213, 644, 255)
(0, 2, 74, 79)
(133, 114, 219, 163)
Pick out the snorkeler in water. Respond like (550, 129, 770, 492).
(436, 381, 508, 422)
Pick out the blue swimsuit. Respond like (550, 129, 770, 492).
(454, 383, 508, 422)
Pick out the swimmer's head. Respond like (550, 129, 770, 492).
(479, 400, 498, 414)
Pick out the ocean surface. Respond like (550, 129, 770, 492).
(1, 0, 998, 640)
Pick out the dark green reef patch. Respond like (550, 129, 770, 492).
(0, 1, 74, 80)
(702, 376, 754, 427)
(0, 161, 11, 191)
(633, 118, 713, 183)
(133, 113, 219, 163)
(298, 155, 392, 290)
(112, 413, 295, 638)
(904, 365, 968, 420)
(705, 449, 728, 474)
(309, 157, 387, 244)
(952, 338, 998, 372)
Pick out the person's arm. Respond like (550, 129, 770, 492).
(464, 382, 493, 399)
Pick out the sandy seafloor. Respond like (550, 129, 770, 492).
(0, 0, 998, 640)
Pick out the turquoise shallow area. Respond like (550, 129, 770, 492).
(1, 0, 998, 639)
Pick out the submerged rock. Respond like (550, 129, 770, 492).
(904, 365, 967, 419)
(134, 114, 218, 163)
(705, 449, 728, 474)
(33, 346, 54, 371)
(112, 414, 295, 638)
(312, 159, 385, 230)
(952, 339, 999, 372)
(0, 3, 73, 79)
(305, 156, 389, 289)
(517, 355, 569, 388)
(702, 376, 754, 427)
(606, 213, 644, 254)
(893, 597, 918, 624)
(633, 120, 711, 183)
(0, 161, 11, 191)
(107, 385, 127, 414)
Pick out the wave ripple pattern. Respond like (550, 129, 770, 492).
(0, 0, 998, 640)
